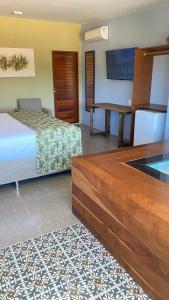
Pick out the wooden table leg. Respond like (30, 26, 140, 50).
(118, 112, 125, 147)
(90, 108, 94, 135)
(105, 109, 110, 136)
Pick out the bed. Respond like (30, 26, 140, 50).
(0, 112, 82, 187)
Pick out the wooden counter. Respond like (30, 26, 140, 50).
(72, 142, 169, 300)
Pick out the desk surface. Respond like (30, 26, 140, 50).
(91, 103, 132, 113)
(135, 103, 167, 112)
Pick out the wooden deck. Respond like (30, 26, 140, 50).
(72, 142, 169, 300)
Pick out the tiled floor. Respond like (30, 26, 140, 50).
(0, 124, 118, 249)
(79, 124, 118, 155)
(0, 224, 150, 300)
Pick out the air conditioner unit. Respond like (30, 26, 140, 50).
(84, 26, 108, 42)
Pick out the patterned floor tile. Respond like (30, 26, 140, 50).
(89, 244, 116, 266)
(80, 236, 102, 250)
(12, 240, 35, 256)
(53, 226, 77, 244)
(104, 284, 150, 300)
(60, 237, 87, 259)
(0, 285, 28, 300)
(0, 248, 15, 269)
(81, 267, 114, 298)
(70, 253, 101, 276)
(0, 265, 21, 288)
(70, 224, 92, 238)
(39, 247, 66, 267)
(33, 233, 57, 252)
(0, 223, 151, 300)
(23, 273, 58, 299)
(57, 284, 91, 300)
(47, 259, 76, 284)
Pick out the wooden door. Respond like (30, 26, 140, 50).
(85, 51, 95, 111)
(52, 51, 79, 123)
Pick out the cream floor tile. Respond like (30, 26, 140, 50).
(21, 188, 78, 235)
(0, 183, 16, 200)
(0, 195, 41, 249)
(0, 187, 77, 249)
(19, 171, 71, 198)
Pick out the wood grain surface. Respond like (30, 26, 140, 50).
(72, 142, 169, 300)
(85, 51, 95, 111)
(52, 51, 79, 123)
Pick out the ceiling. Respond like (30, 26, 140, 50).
(0, 0, 164, 24)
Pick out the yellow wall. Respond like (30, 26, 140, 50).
(0, 17, 81, 116)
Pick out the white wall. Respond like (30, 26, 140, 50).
(81, 1, 169, 137)
(150, 55, 169, 105)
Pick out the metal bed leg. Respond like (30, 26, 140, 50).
(15, 181, 20, 196)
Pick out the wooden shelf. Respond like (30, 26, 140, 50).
(130, 44, 169, 144)
(135, 103, 167, 113)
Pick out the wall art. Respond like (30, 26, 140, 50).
(0, 48, 35, 77)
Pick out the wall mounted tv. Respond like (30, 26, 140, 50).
(106, 47, 136, 80)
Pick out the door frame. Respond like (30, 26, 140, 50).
(52, 50, 79, 123)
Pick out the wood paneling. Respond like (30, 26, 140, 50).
(136, 103, 167, 112)
(72, 142, 169, 300)
(141, 44, 169, 56)
(52, 51, 79, 123)
(85, 51, 95, 111)
(132, 49, 154, 108)
(130, 44, 169, 145)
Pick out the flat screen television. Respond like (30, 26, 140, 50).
(106, 47, 136, 80)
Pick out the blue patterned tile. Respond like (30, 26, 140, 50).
(78, 233, 102, 250)
(53, 226, 77, 244)
(70, 253, 101, 276)
(0, 248, 15, 269)
(0, 265, 21, 288)
(0, 223, 151, 300)
(81, 267, 114, 298)
(58, 284, 90, 300)
(60, 237, 87, 258)
(33, 232, 57, 251)
(89, 244, 116, 266)
(23, 272, 58, 299)
(0, 285, 28, 300)
(12, 240, 35, 254)
(47, 259, 76, 285)
(39, 247, 66, 267)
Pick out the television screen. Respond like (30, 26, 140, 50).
(106, 47, 136, 80)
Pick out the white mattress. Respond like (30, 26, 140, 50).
(0, 113, 36, 162)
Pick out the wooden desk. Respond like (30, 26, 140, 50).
(135, 103, 167, 113)
(72, 142, 169, 300)
(90, 103, 131, 147)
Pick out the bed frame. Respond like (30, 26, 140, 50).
(0, 156, 69, 193)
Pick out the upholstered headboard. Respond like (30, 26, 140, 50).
(17, 98, 42, 112)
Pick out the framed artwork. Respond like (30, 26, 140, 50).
(0, 48, 35, 77)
